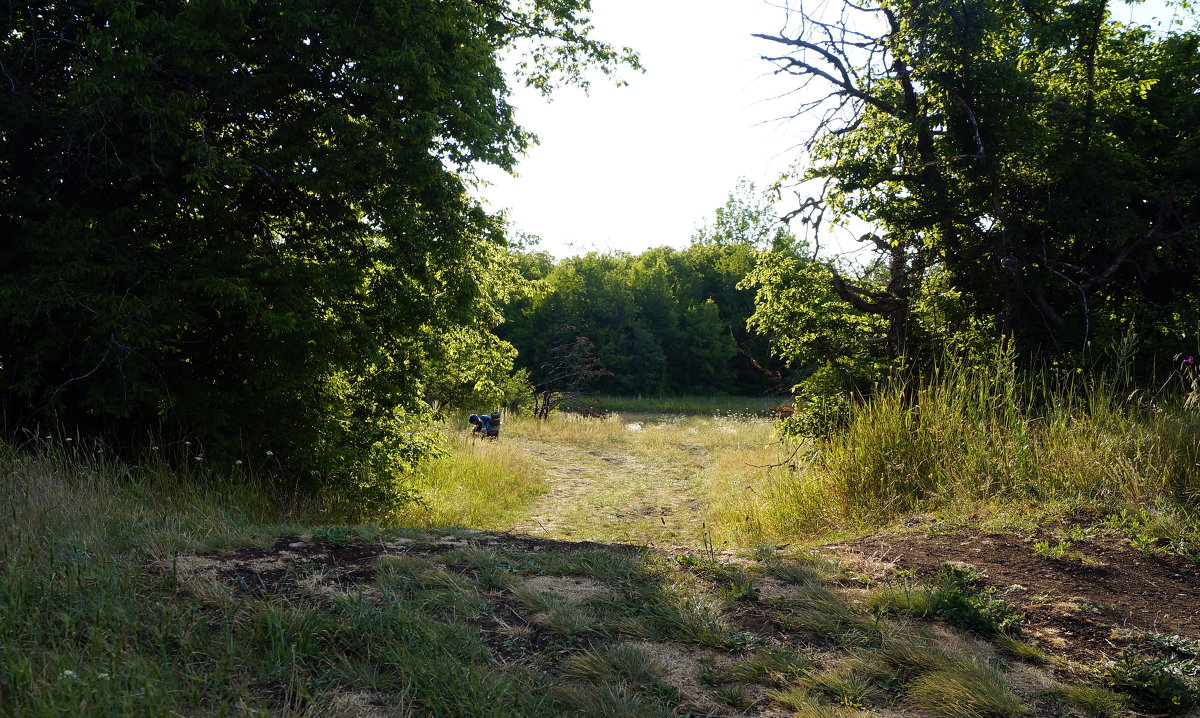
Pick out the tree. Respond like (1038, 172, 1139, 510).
(530, 331, 610, 420)
(757, 0, 1200, 364)
(0, 0, 636, 504)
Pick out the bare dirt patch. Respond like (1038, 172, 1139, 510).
(824, 526, 1200, 661)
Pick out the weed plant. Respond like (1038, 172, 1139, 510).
(869, 563, 1023, 637)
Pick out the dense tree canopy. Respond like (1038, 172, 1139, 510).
(0, 0, 634, 503)
(752, 0, 1200, 373)
(501, 184, 801, 398)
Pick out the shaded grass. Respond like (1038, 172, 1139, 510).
(560, 394, 784, 415)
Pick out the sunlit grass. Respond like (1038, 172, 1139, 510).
(390, 433, 547, 528)
(702, 361, 1200, 545)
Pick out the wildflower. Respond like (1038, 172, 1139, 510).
(65, 437, 72, 442)
(266, 450, 274, 457)
(1183, 356, 1195, 367)
(194, 456, 203, 461)
(97, 673, 110, 680)
(236, 460, 243, 465)
(62, 670, 76, 678)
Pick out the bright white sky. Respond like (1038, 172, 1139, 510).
(477, 0, 804, 258)
(477, 0, 1184, 259)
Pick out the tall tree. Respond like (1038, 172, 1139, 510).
(757, 0, 1200, 363)
(0, 0, 635, 502)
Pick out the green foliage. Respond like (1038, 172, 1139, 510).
(756, 0, 1200, 373)
(500, 182, 798, 398)
(0, 0, 634, 505)
(310, 526, 362, 548)
(1106, 649, 1200, 712)
(780, 390, 854, 442)
(929, 563, 1024, 637)
(868, 564, 1023, 637)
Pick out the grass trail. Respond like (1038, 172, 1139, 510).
(487, 412, 775, 547)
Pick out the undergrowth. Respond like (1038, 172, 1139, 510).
(708, 356, 1200, 548)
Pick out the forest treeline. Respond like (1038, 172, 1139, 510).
(497, 184, 799, 400)
(3, 0, 1199, 508)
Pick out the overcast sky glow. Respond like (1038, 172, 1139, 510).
(478, 0, 1186, 260)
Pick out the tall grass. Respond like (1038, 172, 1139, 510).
(389, 432, 547, 528)
(708, 357, 1200, 542)
(0, 440, 302, 716)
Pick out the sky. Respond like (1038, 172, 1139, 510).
(476, 0, 806, 258)
(477, 0, 1185, 259)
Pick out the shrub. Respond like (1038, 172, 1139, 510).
(929, 564, 1023, 637)
(1106, 649, 1200, 712)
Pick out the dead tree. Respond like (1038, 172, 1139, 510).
(531, 331, 611, 420)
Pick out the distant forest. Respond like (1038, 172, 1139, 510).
(500, 185, 799, 397)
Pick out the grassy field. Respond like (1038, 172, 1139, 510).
(5, 374, 1200, 716)
(2, 439, 1147, 716)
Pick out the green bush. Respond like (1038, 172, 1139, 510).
(1106, 649, 1200, 711)
(930, 564, 1024, 637)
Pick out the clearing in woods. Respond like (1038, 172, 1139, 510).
(501, 411, 762, 547)
(492, 410, 1200, 673)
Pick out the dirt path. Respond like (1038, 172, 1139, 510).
(505, 434, 711, 548)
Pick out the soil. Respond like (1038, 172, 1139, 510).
(824, 526, 1200, 662)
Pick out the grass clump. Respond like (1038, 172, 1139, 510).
(774, 583, 885, 646)
(1043, 683, 1128, 717)
(727, 646, 814, 686)
(563, 644, 666, 687)
(806, 655, 884, 707)
(907, 659, 1029, 718)
(993, 634, 1048, 664)
(553, 681, 675, 718)
(873, 564, 1023, 638)
(621, 577, 739, 648)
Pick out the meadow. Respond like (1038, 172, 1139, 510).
(3, 373, 1200, 716)
(0, 438, 1153, 717)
